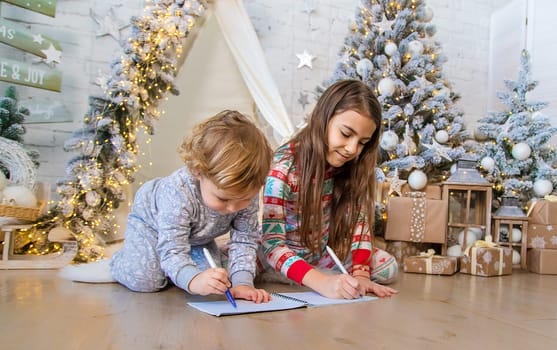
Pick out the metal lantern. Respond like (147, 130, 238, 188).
(442, 157, 493, 255)
(492, 195, 528, 269)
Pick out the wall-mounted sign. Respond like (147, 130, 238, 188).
(0, 18, 62, 58)
(2, 0, 58, 18)
(0, 57, 61, 91)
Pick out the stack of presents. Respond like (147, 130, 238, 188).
(378, 178, 557, 277)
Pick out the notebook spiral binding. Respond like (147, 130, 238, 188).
(271, 293, 307, 304)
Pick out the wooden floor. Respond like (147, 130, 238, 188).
(1, 268, 556, 350)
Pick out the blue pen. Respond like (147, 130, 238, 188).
(202, 248, 237, 308)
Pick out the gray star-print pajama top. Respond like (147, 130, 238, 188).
(110, 167, 259, 293)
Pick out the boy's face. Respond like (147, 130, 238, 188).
(198, 176, 259, 214)
(326, 109, 377, 168)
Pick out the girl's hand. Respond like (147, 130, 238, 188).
(302, 269, 362, 299)
(188, 267, 231, 296)
(355, 277, 398, 298)
(230, 285, 272, 303)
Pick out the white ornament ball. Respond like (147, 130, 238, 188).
(423, 7, 434, 22)
(384, 42, 398, 57)
(85, 191, 101, 207)
(0, 172, 7, 191)
(435, 130, 449, 144)
(356, 58, 373, 77)
(408, 169, 427, 190)
(474, 127, 488, 141)
(511, 228, 522, 243)
(480, 156, 495, 172)
(468, 227, 483, 240)
(533, 179, 553, 197)
(380, 130, 399, 151)
(2, 186, 37, 207)
(511, 142, 531, 160)
(447, 244, 463, 257)
(512, 250, 521, 265)
(378, 77, 395, 96)
(408, 40, 424, 56)
(458, 230, 478, 247)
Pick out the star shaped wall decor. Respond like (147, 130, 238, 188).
(298, 92, 310, 109)
(32, 33, 44, 45)
(41, 44, 62, 64)
(90, 7, 129, 41)
(296, 50, 315, 69)
(302, 0, 316, 14)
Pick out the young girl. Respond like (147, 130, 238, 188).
(260, 79, 398, 299)
(61, 110, 273, 303)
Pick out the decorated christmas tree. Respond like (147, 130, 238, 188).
(321, 0, 467, 186)
(476, 49, 557, 207)
(0, 85, 40, 177)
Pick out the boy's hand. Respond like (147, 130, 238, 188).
(230, 285, 272, 303)
(188, 267, 231, 296)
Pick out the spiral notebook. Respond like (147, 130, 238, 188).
(187, 291, 378, 316)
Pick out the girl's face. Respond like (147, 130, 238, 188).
(198, 176, 259, 214)
(326, 109, 377, 168)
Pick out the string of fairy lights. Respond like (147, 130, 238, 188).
(17, 0, 208, 262)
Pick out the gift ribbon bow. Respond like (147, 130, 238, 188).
(464, 236, 504, 275)
(418, 249, 438, 273)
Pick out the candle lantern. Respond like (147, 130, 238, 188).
(492, 195, 528, 269)
(442, 157, 493, 255)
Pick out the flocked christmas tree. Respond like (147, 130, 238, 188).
(321, 0, 467, 186)
(476, 49, 557, 207)
(0, 85, 40, 177)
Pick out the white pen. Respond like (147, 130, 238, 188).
(326, 245, 349, 275)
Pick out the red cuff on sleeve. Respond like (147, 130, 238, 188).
(352, 248, 371, 266)
(286, 260, 314, 285)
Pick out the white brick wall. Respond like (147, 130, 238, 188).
(0, 0, 513, 191)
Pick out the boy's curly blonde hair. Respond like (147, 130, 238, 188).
(179, 110, 273, 195)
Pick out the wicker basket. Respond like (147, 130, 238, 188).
(0, 200, 46, 222)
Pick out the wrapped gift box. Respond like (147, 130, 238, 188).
(385, 241, 435, 264)
(527, 199, 557, 225)
(403, 253, 458, 275)
(527, 224, 557, 249)
(460, 245, 513, 277)
(527, 248, 557, 274)
(385, 193, 447, 244)
(401, 184, 442, 200)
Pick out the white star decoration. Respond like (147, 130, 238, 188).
(94, 69, 112, 93)
(296, 50, 315, 69)
(302, 0, 316, 14)
(423, 139, 452, 161)
(32, 33, 44, 45)
(373, 14, 396, 33)
(41, 44, 62, 64)
(90, 7, 129, 41)
(387, 170, 407, 196)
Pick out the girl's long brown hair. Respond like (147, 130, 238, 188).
(292, 80, 382, 260)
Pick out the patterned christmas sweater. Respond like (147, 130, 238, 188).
(261, 143, 373, 285)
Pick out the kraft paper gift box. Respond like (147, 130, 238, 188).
(403, 250, 458, 275)
(527, 248, 557, 274)
(385, 192, 447, 244)
(401, 184, 442, 200)
(527, 224, 557, 249)
(385, 240, 435, 264)
(460, 241, 513, 277)
(527, 199, 557, 225)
